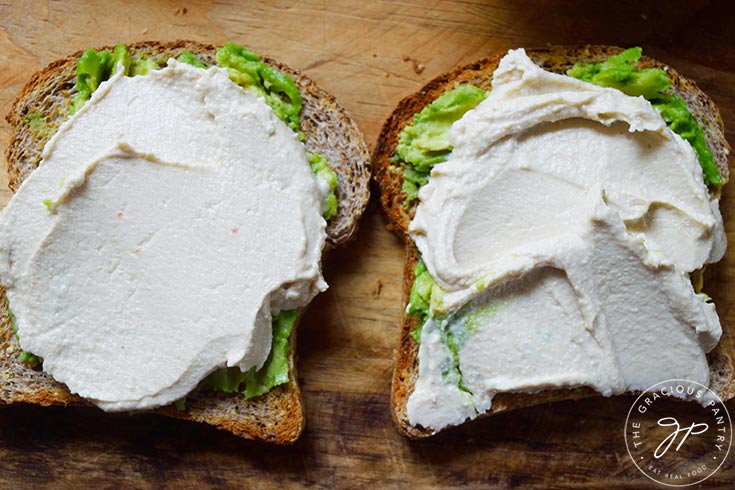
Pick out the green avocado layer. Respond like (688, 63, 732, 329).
(212, 43, 303, 137)
(177, 50, 207, 69)
(308, 152, 338, 220)
(7, 309, 41, 366)
(71, 45, 157, 113)
(394, 85, 488, 205)
(406, 259, 441, 342)
(25, 110, 52, 139)
(200, 309, 298, 399)
(567, 47, 722, 186)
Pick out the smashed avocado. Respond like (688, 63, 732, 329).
(568, 47, 722, 186)
(407, 264, 474, 404)
(73, 43, 302, 134)
(406, 259, 444, 341)
(200, 309, 298, 399)
(71, 43, 338, 221)
(173, 397, 187, 411)
(71, 45, 156, 113)
(442, 319, 474, 398)
(7, 309, 41, 366)
(395, 85, 488, 205)
(25, 110, 52, 139)
(215, 42, 304, 137)
(177, 50, 207, 69)
(308, 152, 338, 220)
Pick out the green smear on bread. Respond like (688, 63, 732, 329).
(199, 309, 298, 399)
(73, 43, 302, 133)
(308, 152, 338, 220)
(394, 85, 488, 205)
(7, 309, 41, 367)
(71, 45, 152, 113)
(408, 272, 475, 410)
(177, 50, 207, 69)
(566, 47, 670, 99)
(25, 110, 51, 138)
(406, 259, 444, 342)
(214, 42, 303, 137)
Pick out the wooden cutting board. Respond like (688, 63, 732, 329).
(0, 1, 734, 488)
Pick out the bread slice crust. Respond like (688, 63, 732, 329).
(372, 45, 734, 438)
(1, 40, 371, 444)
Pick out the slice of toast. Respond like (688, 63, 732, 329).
(372, 45, 735, 438)
(0, 40, 371, 444)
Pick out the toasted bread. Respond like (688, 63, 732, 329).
(372, 45, 735, 438)
(0, 40, 371, 444)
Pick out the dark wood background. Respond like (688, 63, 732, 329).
(0, 1, 734, 488)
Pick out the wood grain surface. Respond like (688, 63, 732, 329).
(0, 0, 734, 488)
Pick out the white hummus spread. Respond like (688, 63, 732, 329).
(406, 49, 725, 431)
(0, 60, 327, 411)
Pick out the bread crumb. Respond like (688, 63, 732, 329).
(401, 55, 426, 74)
(231, 226, 239, 234)
(372, 53, 377, 58)
(133, 246, 141, 253)
(372, 279, 383, 298)
(385, 72, 390, 78)
(117, 211, 123, 217)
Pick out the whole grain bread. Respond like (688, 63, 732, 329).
(372, 45, 735, 438)
(0, 40, 371, 444)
